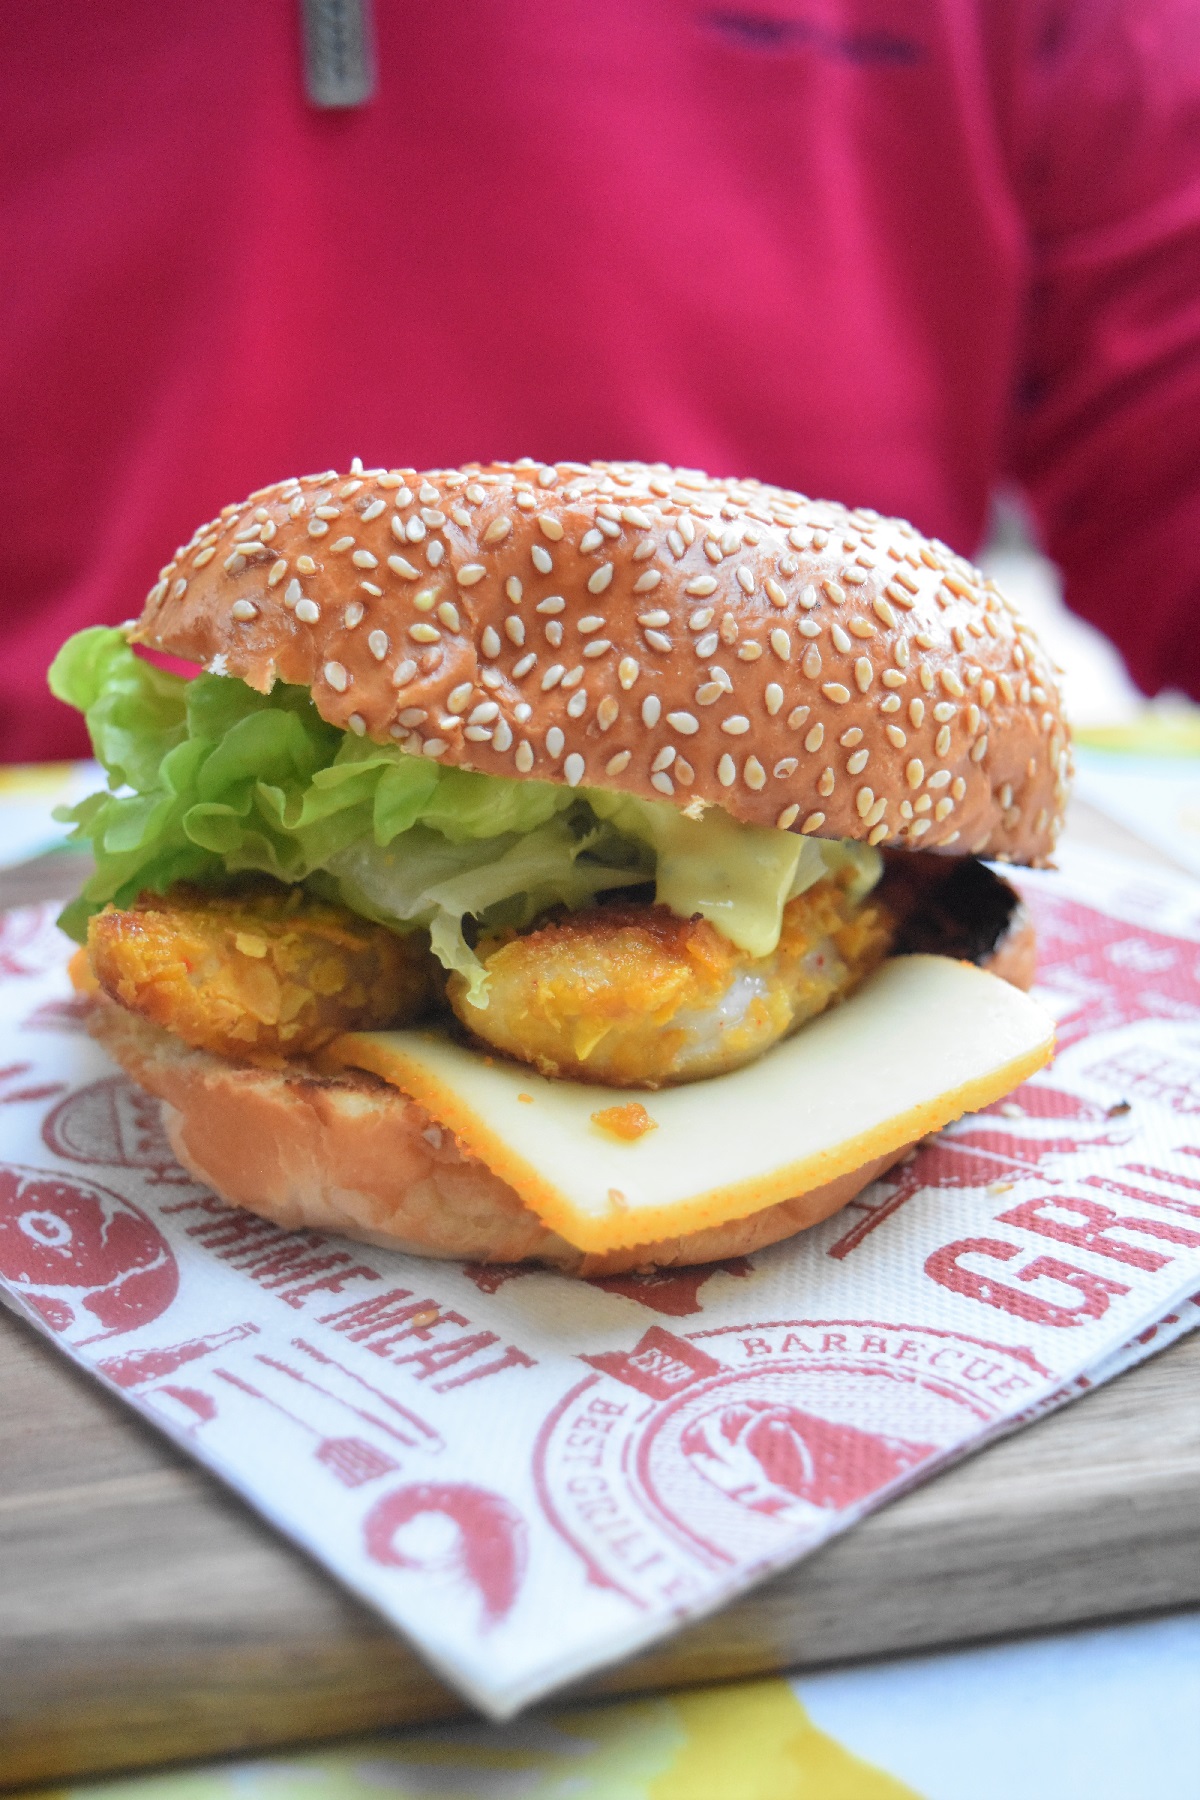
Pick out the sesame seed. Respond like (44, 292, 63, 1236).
(563, 751, 586, 786)
(409, 622, 440, 643)
(966, 702, 981, 734)
(805, 723, 825, 752)
(506, 576, 524, 603)
(295, 598, 320, 624)
(361, 581, 383, 597)
(344, 600, 365, 628)
(951, 776, 966, 800)
(652, 746, 677, 773)
(818, 767, 836, 796)
(831, 624, 852, 653)
(971, 733, 989, 761)
(886, 725, 907, 748)
(193, 547, 216, 569)
(607, 750, 632, 775)
(347, 713, 366, 735)
(531, 545, 553, 574)
(505, 617, 526, 647)
(465, 726, 493, 743)
(856, 786, 875, 818)
(919, 665, 935, 692)
(578, 615, 607, 634)
(940, 669, 965, 697)
(667, 530, 686, 558)
(537, 595, 566, 614)
(695, 681, 723, 705)
(366, 628, 389, 659)
(361, 499, 386, 522)
(685, 576, 718, 597)
(493, 718, 513, 751)
(545, 726, 565, 758)
(639, 610, 670, 628)
(481, 625, 502, 658)
(822, 683, 851, 704)
(469, 701, 500, 725)
(398, 707, 428, 727)
(736, 566, 755, 594)
(583, 638, 612, 658)
(798, 584, 819, 610)
(618, 657, 640, 690)
(718, 753, 736, 786)
(597, 696, 620, 729)
(330, 535, 355, 554)
(667, 710, 700, 734)
(802, 646, 822, 679)
(588, 564, 614, 594)
(515, 742, 535, 773)
(906, 758, 925, 788)
(266, 558, 287, 587)
(633, 570, 662, 593)
(868, 821, 888, 845)
(847, 749, 869, 774)
(437, 602, 461, 631)
(848, 618, 875, 639)
(910, 818, 932, 838)
(788, 706, 811, 730)
(541, 664, 565, 691)
(230, 598, 258, 621)
(645, 630, 672, 653)
(743, 756, 766, 790)
(392, 659, 418, 686)
(704, 541, 723, 563)
(801, 812, 825, 834)
(484, 516, 512, 544)
(324, 661, 350, 692)
(694, 632, 720, 657)
(414, 590, 436, 612)
(840, 726, 863, 748)
(223, 553, 247, 573)
(721, 715, 751, 735)
(765, 683, 784, 715)
(642, 695, 662, 727)
(579, 529, 604, 554)
(447, 683, 474, 713)
(457, 564, 486, 587)
(450, 507, 472, 529)
(822, 579, 846, 605)
(561, 664, 585, 688)
(689, 608, 715, 630)
(650, 771, 675, 796)
(854, 658, 873, 692)
(776, 802, 800, 829)
(935, 726, 952, 756)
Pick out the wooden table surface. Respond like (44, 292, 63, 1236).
(3, 802, 1199, 1791)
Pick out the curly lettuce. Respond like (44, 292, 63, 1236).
(49, 627, 880, 1002)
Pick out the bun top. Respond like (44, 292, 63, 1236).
(134, 459, 1071, 863)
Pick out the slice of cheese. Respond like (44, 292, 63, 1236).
(334, 954, 1054, 1254)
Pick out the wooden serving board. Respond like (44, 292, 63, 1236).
(2, 806, 1199, 1790)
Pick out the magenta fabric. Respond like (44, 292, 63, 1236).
(4, 1, 1200, 761)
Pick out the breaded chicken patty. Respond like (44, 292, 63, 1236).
(88, 883, 438, 1063)
(447, 877, 895, 1087)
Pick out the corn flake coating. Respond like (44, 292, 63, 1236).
(88, 884, 439, 1064)
(449, 877, 895, 1087)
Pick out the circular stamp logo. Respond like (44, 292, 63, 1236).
(534, 1319, 1045, 1610)
(0, 1162, 179, 1344)
(42, 1074, 193, 1184)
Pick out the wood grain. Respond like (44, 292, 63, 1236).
(2, 800, 1198, 1788)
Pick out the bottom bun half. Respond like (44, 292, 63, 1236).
(88, 999, 909, 1275)
(87, 904, 1036, 1277)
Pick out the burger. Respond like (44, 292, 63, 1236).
(49, 459, 1065, 1274)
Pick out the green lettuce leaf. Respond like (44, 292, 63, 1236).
(49, 627, 881, 998)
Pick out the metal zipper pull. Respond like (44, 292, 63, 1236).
(300, 0, 376, 108)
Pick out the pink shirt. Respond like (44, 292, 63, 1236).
(5, 1, 1200, 760)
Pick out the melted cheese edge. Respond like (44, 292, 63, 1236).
(333, 954, 1054, 1253)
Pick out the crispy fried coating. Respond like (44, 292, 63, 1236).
(88, 884, 439, 1064)
(448, 877, 895, 1087)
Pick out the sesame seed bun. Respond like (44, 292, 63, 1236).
(134, 459, 1071, 863)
